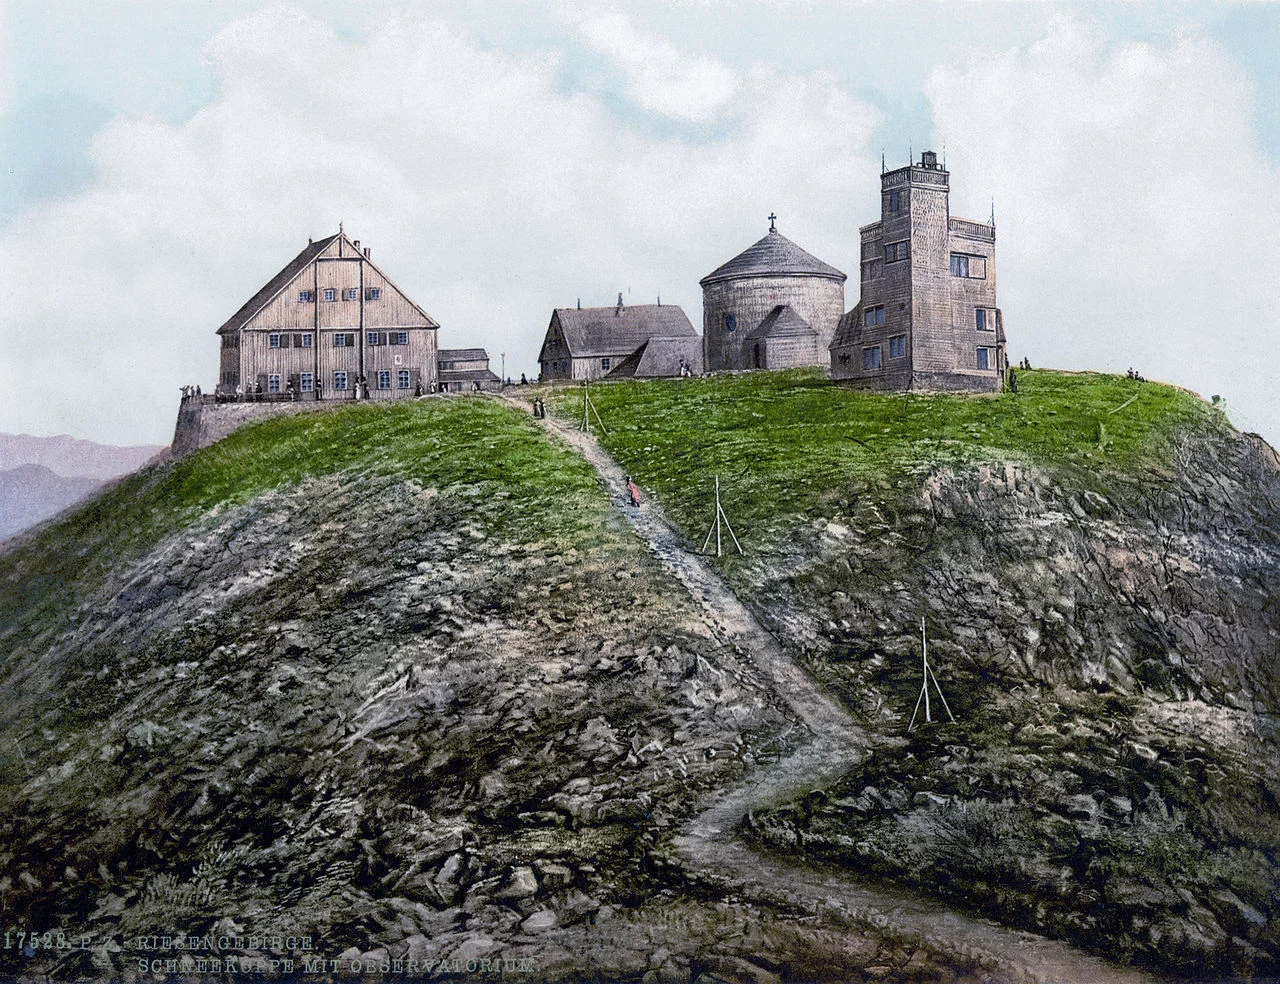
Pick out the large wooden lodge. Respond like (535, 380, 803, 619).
(217, 231, 439, 400)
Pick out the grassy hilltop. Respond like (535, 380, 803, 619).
(546, 367, 1229, 548)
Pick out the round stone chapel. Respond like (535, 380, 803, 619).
(700, 218, 846, 372)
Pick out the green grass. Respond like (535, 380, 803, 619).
(545, 368, 1230, 545)
(0, 398, 612, 646)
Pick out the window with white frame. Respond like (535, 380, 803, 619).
(268, 374, 281, 393)
(269, 333, 282, 348)
(300, 332, 313, 347)
(367, 332, 381, 346)
(333, 333, 348, 347)
(951, 254, 987, 279)
(395, 331, 408, 345)
(300, 372, 314, 393)
(863, 346, 882, 370)
(346, 288, 359, 301)
(889, 335, 906, 359)
(323, 288, 337, 302)
(298, 290, 313, 302)
(365, 287, 381, 300)
(398, 369, 410, 389)
(334, 371, 348, 390)
(378, 370, 391, 389)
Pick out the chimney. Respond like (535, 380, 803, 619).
(615, 292, 624, 316)
(577, 298, 581, 310)
(363, 247, 370, 258)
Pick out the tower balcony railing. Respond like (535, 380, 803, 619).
(949, 218, 996, 242)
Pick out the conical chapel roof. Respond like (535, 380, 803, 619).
(700, 227, 846, 287)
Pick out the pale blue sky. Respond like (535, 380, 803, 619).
(1, 1, 1278, 444)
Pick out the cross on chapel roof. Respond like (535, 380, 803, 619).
(768, 212, 777, 232)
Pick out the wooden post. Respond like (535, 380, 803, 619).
(582, 381, 589, 431)
(715, 476, 723, 557)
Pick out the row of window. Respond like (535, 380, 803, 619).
(859, 345, 994, 371)
(265, 369, 414, 392)
(331, 331, 410, 348)
(298, 288, 383, 303)
(267, 330, 411, 348)
(862, 307, 994, 331)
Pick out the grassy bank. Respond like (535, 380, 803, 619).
(544, 368, 1228, 547)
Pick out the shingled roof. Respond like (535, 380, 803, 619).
(700, 228, 846, 287)
(543, 304, 696, 360)
(606, 336, 704, 379)
(217, 235, 340, 335)
(438, 348, 489, 362)
(747, 304, 817, 340)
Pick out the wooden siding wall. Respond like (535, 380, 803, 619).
(703, 275, 844, 371)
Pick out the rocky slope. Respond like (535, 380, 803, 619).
(543, 369, 1280, 979)
(0, 399, 968, 983)
(734, 433, 1280, 977)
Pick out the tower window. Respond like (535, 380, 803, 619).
(977, 347, 992, 370)
(889, 335, 905, 359)
(863, 346, 882, 370)
(885, 241, 909, 263)
(889, 191, 900, 213)
(863, 306, 885, 327)
(724, 312, 737, 332)
(976, 308, 995, 331)
(951, 254, 987, 278)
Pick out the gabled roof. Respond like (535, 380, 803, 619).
(541, 304, 696, 361)
(439, 348, 489, 362)
(606, 336, 704, 379)
(700, 228, 846, 287)
(217, 231, 439, 335)
(747, 304, 816, 340)
(218, 235, 339, 335)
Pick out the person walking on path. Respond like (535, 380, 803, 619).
(626, 475, 642, 508)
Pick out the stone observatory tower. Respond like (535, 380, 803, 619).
(700, 216, 846, 372)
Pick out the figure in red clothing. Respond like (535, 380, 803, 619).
(625, 475, 641, 508)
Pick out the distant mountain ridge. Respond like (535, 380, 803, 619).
(0, 433, 165, 540)
(0, 432, 164, 481)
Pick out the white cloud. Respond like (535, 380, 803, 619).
(0, 4, 879, 444)
(571, 9, 739, 122)
(928, 14, 1280, 437)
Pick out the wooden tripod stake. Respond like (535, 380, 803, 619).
(908, 617, 955, 730)
(700, 475, 743, 557)
(580, 382, 607, 434)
